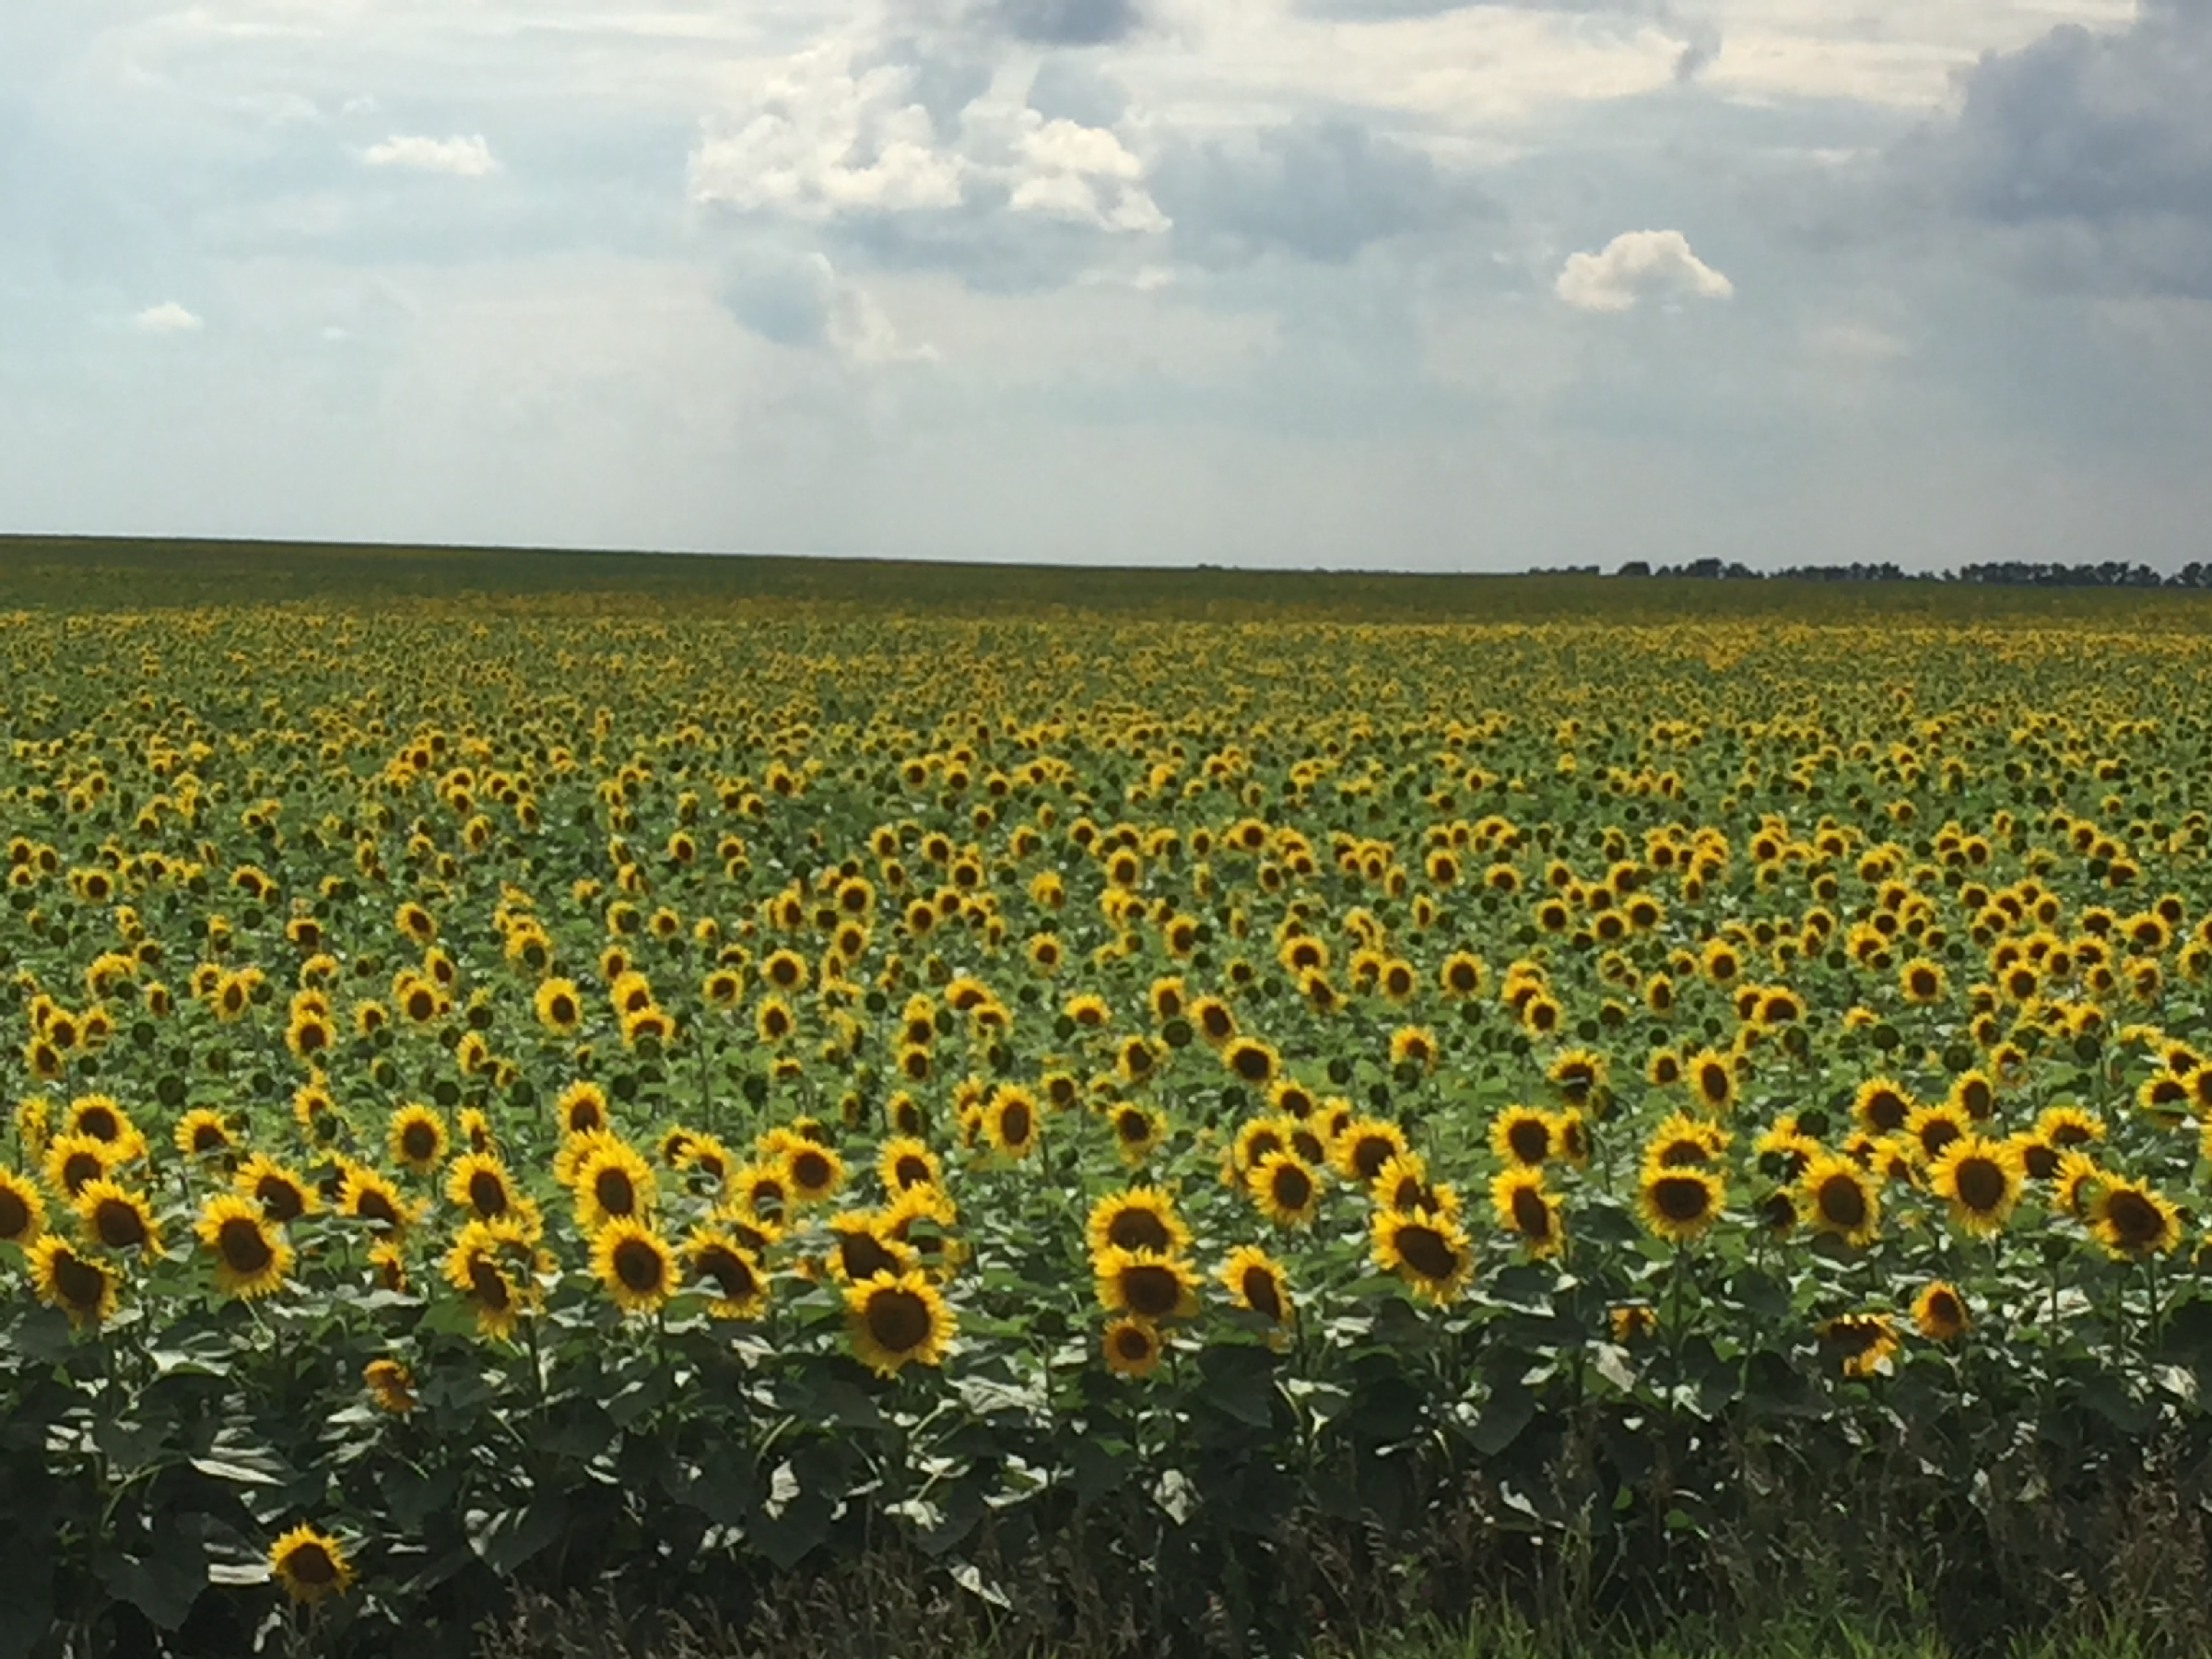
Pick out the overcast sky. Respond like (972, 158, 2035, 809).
(3, 0, 2207, 571)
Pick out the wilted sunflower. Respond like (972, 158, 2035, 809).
(1087, 1187, 1192, 1259)
(846, 1267, 955, 1375)
(1371, 1206, 1472, 1303)
(1912, 1280, 1970, 1342)
(1819, 1312, 1900, 1379)
(1093, 1244, 1201, 1322)
(591, 1217, 679, 1313)
(1928, 1135, 2023, 1236)
(1219, 1244, 1293, 1326)
(1797, 1151, 1880, 1249)
(386, 1103, 447, 1176)
(686, 1226, 771, 1320)
(2088, 1177, 2182, 1259)
(1488, 1168, 1565, 1260)
(269, 1524, 354, 1605)
(1102, 1315, 1164, 1377)
(1638, 1167, 1724, 1246)
(0, 1167, 48, 1246)
(1489, 1105, 1554, 1169)
(1248, 1150, 1322, 1229)
(574, 1138, 657, 1230)
(74, 1178, 162, 1258)
(29, 1234, 119, 1327)
(194, 1193, 292, 1299)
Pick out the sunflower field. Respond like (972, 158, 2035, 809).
(8, 548, 2212, 1656)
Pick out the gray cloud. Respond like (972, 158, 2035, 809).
(977, 0, 1142, 47)
(1027, 57, 1130, 130)
(1152, 118, 1491, 266)
(1894, 0, 2212, 295)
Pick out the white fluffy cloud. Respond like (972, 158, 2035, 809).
(131, 302, 204, 334)
(1008, 116, 1169, 233)
(1555, 229, 1734, 312)
(364, 135, 500, 177)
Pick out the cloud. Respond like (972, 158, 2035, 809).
(1008, 117, 1167, 233)
(1152, 118, 1479, 266)
(1890, 0, 2212, 295)
(718, 246, 936, 365)
(363, 135, 500, 177)
(131, 301, 204, 334)
(978, 0, 1142, 46)
(1555, 229, 1733, 312)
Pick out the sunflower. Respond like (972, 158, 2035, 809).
(2088, 1177, 2183, 1260)
(1371, 1206, 1472, 1303)
(29, 1234, 119, 1327)
(1684, 1048, 1735, 1113)
(235, 1154, 315, 1223)
(173, 1108, 234, 1161)
(591, 1217, 679, 1313)
(535, 977, 584, 1033)
(877, 1136, 943, 1196)
(43, 1133, 117, 1201)
(194, 1193, 292, 1299)
(555, 1080, 610, 1138)
(1642, 1112, 1727, 1171)
(0, 1166, 47, 1246)
(574, 1138, 657, 1230)
(1797, 1152, 1879, 1249)
(1912, 1280, 1970, 1342)
(1820, 1312, 1900, 1379)
(1489, 1105, 1554, 1169)
(782, 1140, 845, 1206)
(1905, 1102, 1972, 1165)
(1610, 1303, 1658, 1343)
(74, 1179, 162, 1258)
(338, 1164, 413, 1233)
(1333, 1117, 1410, 1185)
(1899, 958, 1947, 1005)
(363, 1357, 416, 1415)
(1087, 1187, 1192, 1258)
(845, 1267, 955, 1375)
(1928, 1135, 2023, 1236)
(1638, 1167, 1724, 1245)
(1948, 1069, 1997, 1122)
(1852, 1078, 1915, 1136)
(2053, 1150, 2105, 1219)
(1189, 995, 1237, 1047)
(1221, 1036, 1279, 1087)
(1546, 1047, 1608, 1107)
(686, 1226, 771, 1319)
(1248, 1150, 1322, 1229)
(1219, 1244, 1293, 1326)
(2036, 1104, 2105, 1150)
(1093, 1245, 1201, 1322)
(1389, 1025, 1440, 1075)
(733, 1160, 792, 1219)
(386, 1103, 447, 1176)
(269, 1524, 354, 1605)
(65, 1094, 146, 1159)
(826, 1210, 915, 1284)
(1108, 1101, 1168, 1165)
(442, 1216, 540, 1339)
(983, 1088, 1041, 1159)
(1100, 1315, 1165, 1377)
(1488, 1168, 1565, 1259)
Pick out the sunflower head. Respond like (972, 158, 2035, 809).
(1797, 1152, 1880, 1249)
(1086, 1188, 1191, 1259)
(1102, 1315, 1164, 1377)
(1912, 1280, 1970, 1342)
(1370, 1206, 1472, 1304)
(1928, 1135, 2024, 1237)
(1488, 1168, 1565, 1260)
(269, 1524, 354, 1606)
(845, 1268, 955, 1376)
(1092, 1244, 1201, 1323)
(1638, 1167, 1724, 1246)
(1219, 1244, 1293, 1327)
(30, 1234, 119, 1327)
(2089, 1178, 2182, 1260)
(194, 1193, 293, 1299)
(591, 1217, 679, 1313)
(1248, 1150, 1322, 1229)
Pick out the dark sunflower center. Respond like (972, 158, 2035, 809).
(0, 1189, 29, 1240)
(1927, 1291, 1962, 1328)
(1241, 1268, 1283, 1321)
(1000, 1104, 1032, 1146)
(192, 1124, 227, 1152)
(1653, 1175, 1713, 1223)
(1865, 1092, 1907, 1132)
(895, 1155, 932, 1186)
(1120, 1264, 1184, 1319)
(1827, 1321, 1883, 1359)
(470, 1260, 512, 1311)
(700, 1248, 759, 1301)
(595, 1169, 637, 1214)
(1920, 1121, 1963, 1159)
(402, 1124, 437, 1160)
(613, 1237, 666, 1292)
(865, 1287, 933, 1352)
(1269, 1162, 1313, 1211)
(287, 1544, 337, 1587)
(78, 1108, 119, 1140)
(258, 1177, 305, 1223)
(551, 994, 577, 1023)
(1511, 1185, 1552, 1240)
(1961, 1082, 1993, 1117)
(1202, 1010, 1231, 1040)
(1394, 1222, 1458, 1281)
(1116, 1112, 1149, 1143)
(2107, 1190, 2163, 1245)
(840, 1230, 898, 1281)
(2023, 1142, 2058, 1180)
(53, 1252, 107, 1310)
(792, 1152, 830, 1192)
(1658, 1140, 1706, 1168)
(570, 1106, 604, 1134)
(1113, 1324, 1154, 1361)
(95, 1200, 147, 1250)
(1698, 1065, 1730, 1102)
(355, 1189, 399, 1227)
(1954, 1158, 2007, 1213)
(1507, 1120, 1551, 1164)
(218, 1216, 275, 1274)
(1818, 1176, 1867, 1230)
(468, 1171, 509, 1216)
(1351, 1136, 1395, 1182)
(1108, 1209, 1171, 1253)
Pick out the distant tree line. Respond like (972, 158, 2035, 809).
(1600, 558, 2212, 587)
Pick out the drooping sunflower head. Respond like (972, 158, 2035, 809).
(1819, 1312, 1900, 1379)
(363, 1357, 417, 1415)
(1912, 1280, 1970, 1342)
(845, 1267, 955, 1376)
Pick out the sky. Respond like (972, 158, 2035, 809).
(2, 0, 2208, 572)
